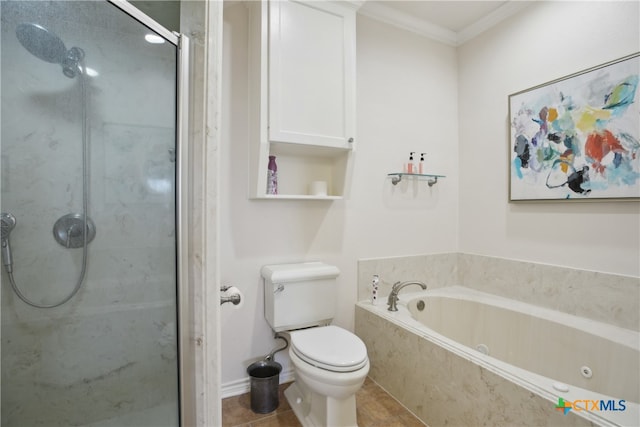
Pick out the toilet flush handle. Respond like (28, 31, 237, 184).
(274, 284, 285, 294)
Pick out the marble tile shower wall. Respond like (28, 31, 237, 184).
(1, 2, 178, 425)
(358, 253, 640, 331)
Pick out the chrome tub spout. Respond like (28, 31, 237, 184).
(387, 281, 427, 311)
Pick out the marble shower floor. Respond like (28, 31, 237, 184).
(222, 377, 425, 427)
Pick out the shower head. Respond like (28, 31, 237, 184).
(1, 213, 16, 273)
(16, 23, 85, 78)
(1, 213, 16, 241)
(16, 23, 67, 64)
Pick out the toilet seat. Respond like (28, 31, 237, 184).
(290, 326, 368, 372)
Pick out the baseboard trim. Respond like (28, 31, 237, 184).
(221, 368, 295, 399)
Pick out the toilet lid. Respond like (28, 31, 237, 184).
(290, 326, 368, 373)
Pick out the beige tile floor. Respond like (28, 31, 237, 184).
(222, 377, 425, 427)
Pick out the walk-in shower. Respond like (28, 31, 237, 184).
(1, 1, 187, 425)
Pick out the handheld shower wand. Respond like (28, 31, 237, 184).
(1, 213, 16, 273)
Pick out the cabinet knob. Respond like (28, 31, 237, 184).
(348, 137, 354, 143)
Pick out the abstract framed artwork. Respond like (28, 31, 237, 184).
(509, 53, 640, 201)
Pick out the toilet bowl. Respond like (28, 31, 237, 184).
(284, 325, 369, 427)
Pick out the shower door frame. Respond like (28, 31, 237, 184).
(106, 1, 193, 425)
(107, 1, 192, 424)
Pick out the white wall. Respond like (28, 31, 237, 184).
(458, 1, 640, 276)
(221, 5, 458, 388)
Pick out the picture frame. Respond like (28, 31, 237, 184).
(509, 53, 640, 201)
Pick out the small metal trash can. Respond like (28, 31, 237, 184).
(247, 359, 282, 414)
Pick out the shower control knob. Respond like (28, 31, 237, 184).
(53, 213, 96, 248)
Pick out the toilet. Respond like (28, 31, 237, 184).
(261, 262, 369, 427)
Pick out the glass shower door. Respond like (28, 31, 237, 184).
(1, 1, 181, 425)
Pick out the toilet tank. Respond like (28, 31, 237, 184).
(261, 262, 340, 332)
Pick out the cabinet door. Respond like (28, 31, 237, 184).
(268, 0, 355, 149)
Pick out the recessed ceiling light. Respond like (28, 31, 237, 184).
(145, 34, 165, 44)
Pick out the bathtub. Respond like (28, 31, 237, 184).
(355, 286, 640, 427)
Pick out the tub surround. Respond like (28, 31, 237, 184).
(358, 253, 640, 331)
(358, 253, 459, 300)
(356, 253, 639, 427)
(355, 305, 597, 427)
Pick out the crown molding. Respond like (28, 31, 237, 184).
(343, 0, 367, 10)
(358, 1, 533, 47)
(357, 1, 458, 46)
(457, 1, 532, 45)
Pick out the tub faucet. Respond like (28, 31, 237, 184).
(387, 281, 427, 311)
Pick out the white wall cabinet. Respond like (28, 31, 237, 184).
(248, 0, 356, 199)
